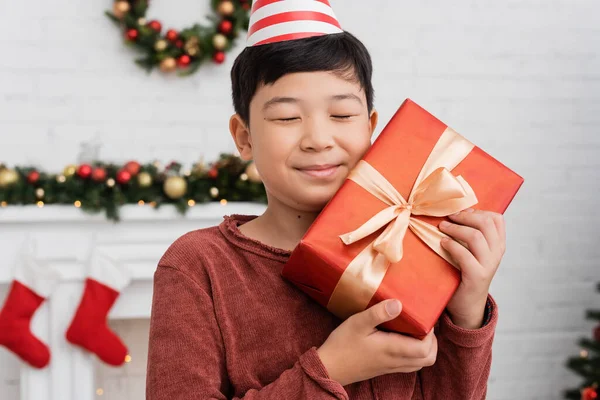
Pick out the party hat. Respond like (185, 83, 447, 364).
(247, 0, 344, 47)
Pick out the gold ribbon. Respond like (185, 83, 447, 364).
(327, 127, 479, 319)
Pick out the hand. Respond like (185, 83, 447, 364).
(317, 299, 437, 386)
(438, 208, 506, 329)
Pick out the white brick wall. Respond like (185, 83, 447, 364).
(1, 0, 598, 399)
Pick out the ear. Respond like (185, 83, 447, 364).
(229, 114, 253, 161)
(369, 109, 379, 139)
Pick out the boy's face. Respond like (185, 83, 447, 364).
(230, 71, 378, 212)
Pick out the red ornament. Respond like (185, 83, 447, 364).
(124, 161, 141, 176)
(148, 20, 162, 33)
(218, 20, 233, 35)
(126, 28, 139, 41)
(213, 51, 225, 64)
(175, 39, 184, 48)
(594, 324, 600, 341)
(582, 387, 598, 400)
(27, 171, 40, 184)
(177, 55, 191, 67)
(116, 170, 132, 185)
(166, 29, 178, 42)
(77, 164, 93, 179)
(208, 167, 218, 179)
(91, 167, 107, 182)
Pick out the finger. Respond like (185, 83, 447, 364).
(492, 213, 506, 254)
(448, 209, 499, 251)
(387, 333, 438, 371)
(383, 329, 436, 360)
(438, 221, 489, 262)
(352, 299, 402, 333)
(440, 236, 481, 276)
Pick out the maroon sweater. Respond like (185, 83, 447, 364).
(146, 215, 498, 399)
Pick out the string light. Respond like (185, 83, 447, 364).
(37, 201, 44, 208)
(138, 200, 145, 206)
(0, 201, 7, 207)
(580, 350, 589, 358)
(187, 199, 196, 207)
(210, 187, 219, 198)
(150, 201, 157, 207)
(57, 175, 66, 183)
(35, 188, 45, 199)
(240, 173, 248, 181)
(220, 199, 228, 206)
(96, 388, 104, 395)
(125, 355, 132, 363)
(106, 178, 116, 188)
(74, 201, 81, 208)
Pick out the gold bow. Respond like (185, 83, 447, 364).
(327, 127, 479, 319)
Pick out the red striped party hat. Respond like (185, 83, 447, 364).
(246, 0, 344, 47)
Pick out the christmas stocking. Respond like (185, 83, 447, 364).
(0, 241, 60, 369)
(66, 251, 131, 366)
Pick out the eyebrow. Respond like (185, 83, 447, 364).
(262, 96, 298, 111)
(330, 93, 363, 105)
(262, 93, 364, 112)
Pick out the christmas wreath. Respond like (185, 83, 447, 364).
(106, 0, 252, 76)
(0, 154, 266, 222)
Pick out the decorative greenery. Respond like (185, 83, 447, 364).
(0, 154, 266, 222)
(106, 0, 251, 76)
(564, 282, 600, 399)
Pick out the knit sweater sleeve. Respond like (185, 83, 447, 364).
(146, 264, 348, 400)
(417, 295, 498, 400)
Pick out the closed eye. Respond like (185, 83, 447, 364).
(332, 115, 354, 119)
(277, 117, 299, 122)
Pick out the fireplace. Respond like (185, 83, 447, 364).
(0, 202, 265, 400)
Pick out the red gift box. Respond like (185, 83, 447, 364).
(281, 99, 524, 338)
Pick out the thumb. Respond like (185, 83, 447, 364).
(355, 299, 402, 332)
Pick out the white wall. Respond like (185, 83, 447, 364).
(1, 0, 599, 399)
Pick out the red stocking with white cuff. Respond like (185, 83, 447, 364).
(66, 251, 132, 366)
(0, 241, 60, 369)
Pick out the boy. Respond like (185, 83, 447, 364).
(147, 1, 505, 398)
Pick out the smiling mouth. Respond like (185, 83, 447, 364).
(295, 165, 341, 179)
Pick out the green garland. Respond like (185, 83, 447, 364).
(106, 0, 251, 76)
(0, 154, 266, 222)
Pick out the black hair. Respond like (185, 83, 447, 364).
(230, 31, 374, 124)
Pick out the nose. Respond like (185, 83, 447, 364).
(299, 118, 335, 152)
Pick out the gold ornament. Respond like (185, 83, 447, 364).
(245, 162, 262, 183)
(137, 172, 153, 188)
(212, 34, 228, 51)
(163, 176, 188, 199)
(217, 1, 235, 17)
(184, 36, 202, 57)
(154, 39, 168, 52)
(159, 57, 177, 72)
(210, 187, 219, 198)
(112, 1, 131, 19)
(35, 188, 45, 199)
(63, 164, 76, 177)
(0, 168, 19, 188)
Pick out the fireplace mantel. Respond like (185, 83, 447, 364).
(0, 203, 266, 400)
